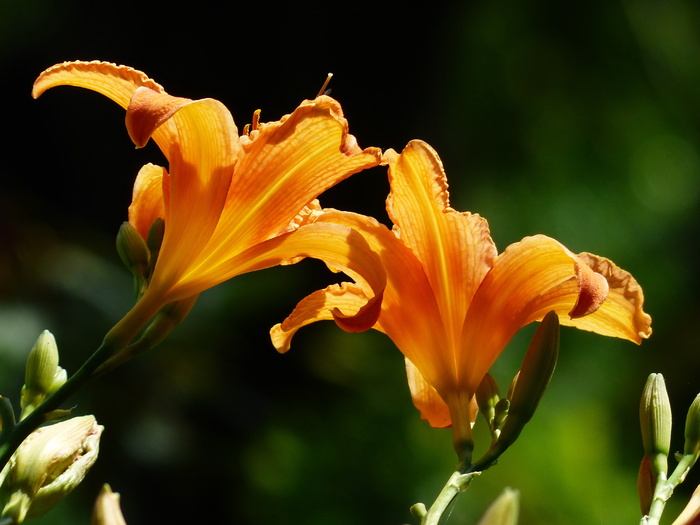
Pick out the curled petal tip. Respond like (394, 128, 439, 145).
(126, 86, 192, 148)
(568, 266, 609, 319)
(332, 290, 384, 333)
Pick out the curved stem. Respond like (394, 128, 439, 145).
(413, 471, 479, 525)
(0, 293, 163, 469)
(641, 454, 698, 525)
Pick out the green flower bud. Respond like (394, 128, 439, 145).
(476, 374, 501, 431)
(20, 331, 67, 420)
(476, 488, 519, 525)
(640, 373, 672, 478)
(116, 222, 150, 282)
(91, 485, 127, 525)
(493, 398, 510, 435)
(683, 393, 700, 458)
(146, 217, 165, 276)
(0, 416, 103, 523)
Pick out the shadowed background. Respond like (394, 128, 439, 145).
(2, 1, 700, 523)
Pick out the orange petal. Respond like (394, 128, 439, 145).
(129, 163, 167, 240)
(405, 358, 453, 428)
(32, 61, 165, 109)
(562, 253, 652, 343)
(126, 87, 195, 149)
(459, 235, 607, 393)
(384, 141, 498, 346)
(271, 282, 373, 353)
(170, 221, 386, 324)
(199, 96, 382, 264)
(138, 96, 238, 300)
(310, 210, 455, 389)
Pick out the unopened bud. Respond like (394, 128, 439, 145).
(476, 487, 519, 525)
(0, 415, 103, 523)
(640, 373, 672, 478)
(20, 331, 67, 419)
(116, 222, 150, 281)
(637, 456, 655, 515)
(476, 374, 501, 431)
(146, 218, 165, 263)
(683, 393, 700, 459)
(498, 311, 559, 451)
(91, 485, 127, 525)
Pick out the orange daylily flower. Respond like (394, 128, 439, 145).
(272, 139, 652, 450)
(32, 61, 385, 343)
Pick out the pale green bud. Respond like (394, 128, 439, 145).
(683, 393, 700, 458)
(0, 415, 103, 523)
(493, 398, 510, 435)
(476, 374, 501, 431)
(116, 222, 150, 282)
(476, 488, 519, 525)
(20, 331, 67, 420)
(498, 311, 559, 450)
(640, 373, 672, 478)
(91, 485, 127, 525)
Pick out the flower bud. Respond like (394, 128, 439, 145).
(476, 374, 501, 431)
(0, 415, 103, 523)
(476, 488, 519, 525)
(640, 373, 672, 479)
(497, 311, 559, 451)
(683, 393, 700, 459)
(637, 455, 654, 515)
(116, 222, 150, 281)
(20, 331, 67, 420)
(91, 485, 127, 525)
(146, 217, 165, 269)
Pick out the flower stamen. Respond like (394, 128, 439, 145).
(316, 73, 333, 98)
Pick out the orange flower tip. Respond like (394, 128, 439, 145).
(31, 60, 166, 101)
(568, 265, 609, 319)
(331, 292, 383, 333)
(316, 72, 333, 98)
(126, 86, 192, 148)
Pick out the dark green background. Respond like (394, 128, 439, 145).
(2, 1, 699, 523)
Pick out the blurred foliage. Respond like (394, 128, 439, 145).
(2, 0, 700, 524)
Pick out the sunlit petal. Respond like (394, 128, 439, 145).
(125, 87, 196, 151)
(32, 61, 165, 109)
(384, 141, 497, 347)
(561, 253, 652, 343)
(133, 95, 238, 300)
(309, 210, 452, 387)
(129, 163, 166, 240)
(459, 235, 608, 392)
(176, 222, 386, 332)
(271, 282, 372, 353)
(199, 96, 382, 266)
(405, 358, 453, 428)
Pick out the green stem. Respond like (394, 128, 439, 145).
(0, 293, 162, 470)
(640, 453, 698, 525)
(412, 471, 479, 525)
